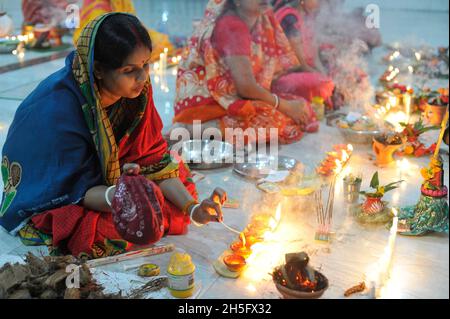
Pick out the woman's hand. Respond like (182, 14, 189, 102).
(279, 98, 314, 125)
(191, 188, 227, 225)
(123, 163, 140, 175)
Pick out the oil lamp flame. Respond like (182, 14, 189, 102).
(240, 232, 246, 247)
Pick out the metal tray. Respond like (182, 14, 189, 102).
(173, 140, 234, 170)
(233, 154, 299, 180)
(329, 113, 394, 144)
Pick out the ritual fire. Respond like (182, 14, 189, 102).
(271, 252, 329, 299)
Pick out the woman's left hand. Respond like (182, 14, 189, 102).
(192, 188, 227, 225)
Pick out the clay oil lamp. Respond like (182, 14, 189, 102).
(242, 234, 263, 248)
(230, 233, 252, 258)
(223, 254, 246, 272)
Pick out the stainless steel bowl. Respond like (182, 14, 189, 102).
(233, 154, 299, 180)
(330, 114, 394, 144)
(173, 140, 234, 170)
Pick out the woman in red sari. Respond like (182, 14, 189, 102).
(273, 0, 373, 109)
(173, 0, 334, 145)
(1, 13, 226, 259)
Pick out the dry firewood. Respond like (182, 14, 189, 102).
(64, 288, 81, 299)
(8, 289, 32, 299)
(79, 264, 92, 287)
(44, 269, 68, 291)
(25, 252, 49, 276)
(0, 263, 30, 292)
(40, 289, 59, 299)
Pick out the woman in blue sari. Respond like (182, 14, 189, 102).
(0, 13, 226, 258)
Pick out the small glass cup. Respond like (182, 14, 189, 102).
(343, 174, 362, 204)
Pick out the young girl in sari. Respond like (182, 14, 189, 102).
(173, 0, 334, 145)
(0, 13, 226, 259)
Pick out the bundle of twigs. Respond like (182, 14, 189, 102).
(127, 276, 168, 299)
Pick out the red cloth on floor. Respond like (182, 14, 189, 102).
(31, 162, 194, 257)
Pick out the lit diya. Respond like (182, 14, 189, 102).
(223, 254, 246, 272)
(230, 234, 252, 258)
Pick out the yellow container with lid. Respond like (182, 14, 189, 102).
(167, 252, 195, 298)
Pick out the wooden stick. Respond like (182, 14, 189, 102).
(86, 244, 175, 268)
(433, 109, 449, 160)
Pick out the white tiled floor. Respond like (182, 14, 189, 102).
(0, 1, 448, 299)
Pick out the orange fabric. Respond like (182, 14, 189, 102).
(222, 101, 304, 145)
(173, 103, 227, 124)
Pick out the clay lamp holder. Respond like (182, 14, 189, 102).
(230, 241, 252, 259)
(223, 254, 247, 272)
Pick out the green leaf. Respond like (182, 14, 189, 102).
(384, 185, 400, 193)
(385, 181, 404, 188)
(370, 172, 380, 189)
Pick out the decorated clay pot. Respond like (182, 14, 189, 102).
(424, 104, 448, 126)
(372, 138, 404, 166)
(362, 196, 384, 215)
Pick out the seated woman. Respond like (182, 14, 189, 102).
(319, 0, 382, 51)
(73, 0, 174, 63)
(173, 0, 334, 145)
(273, 0, 372, 109)
(22, 0, 72, 26)
(0, 13, 226, 259)
(21, 0, 75, 48)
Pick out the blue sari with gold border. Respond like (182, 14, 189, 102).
(0, 52, 103, 234)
